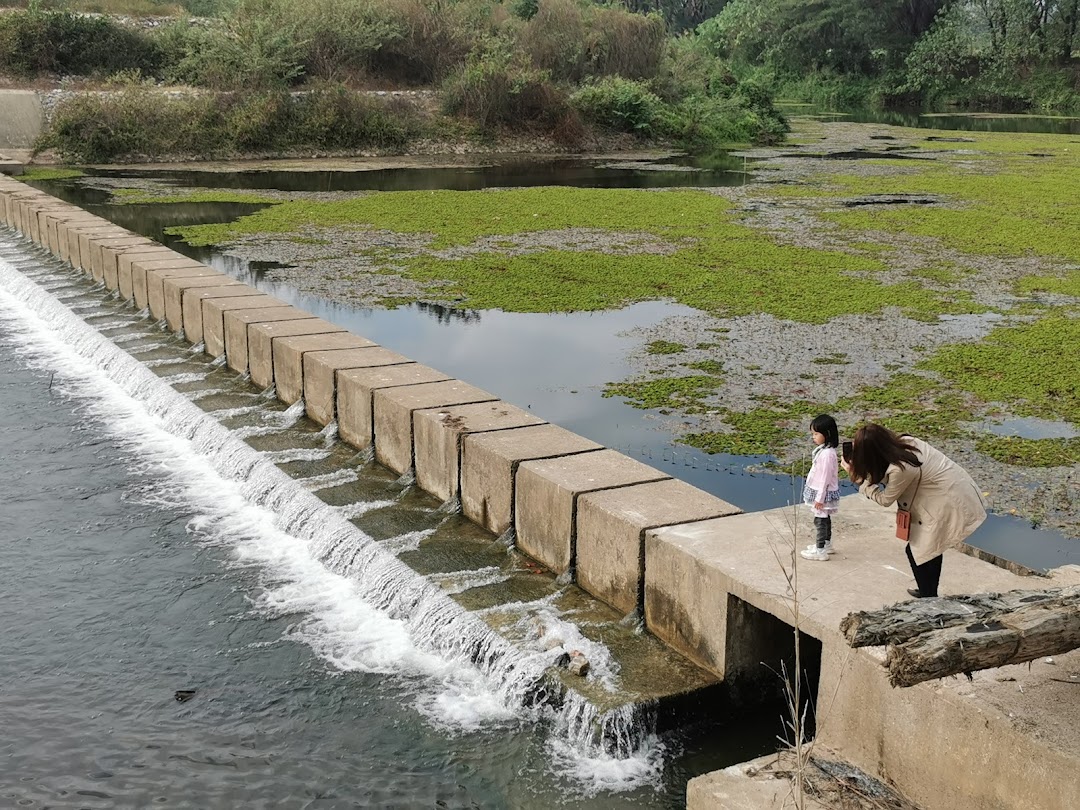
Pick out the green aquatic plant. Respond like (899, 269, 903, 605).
(602, 375, 720, 411)
(19, 167, 86, 181)
(687, 359, 724, 374)
(111, 188, 281, 205)
(975, 435, 1080, 467)
(646, 340, 687, 355)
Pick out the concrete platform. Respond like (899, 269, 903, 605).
(248, 318, 348, 390)
(373, 380, 498, 475)
(412, 400, 546, 504)
(223, 307, 316, 376)
(302, 346, 413, 426)
(576, 479, 742, 616)
(272, 332, 376, 404)
(514, 450, 671, 574)
(460, 424, 603, 537)
(336, 364, 450, 451)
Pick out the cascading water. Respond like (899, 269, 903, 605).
(0, 234, 669, 789)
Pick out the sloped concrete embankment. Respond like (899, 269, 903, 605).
(0, 90, 43, 172)
(2, 180, 1079, 810)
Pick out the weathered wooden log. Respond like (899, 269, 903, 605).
(885, 598, 1080, 687)
(840, 585, 1079, 648)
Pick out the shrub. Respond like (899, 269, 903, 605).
(0, 10, 163, 77)
(569, 76, 664, 135)
(441, 49, 569, 131)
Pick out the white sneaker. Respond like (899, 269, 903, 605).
(800, 547, 830, 561)
(804, 542, 834, 555)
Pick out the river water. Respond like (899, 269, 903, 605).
(0, 235, 786, 808)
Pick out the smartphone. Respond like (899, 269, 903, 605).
(841, 441, 853, 462)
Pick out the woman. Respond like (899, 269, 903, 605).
(840, 423, 986, 598)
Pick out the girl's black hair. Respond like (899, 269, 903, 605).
(811, 414, 839, 448)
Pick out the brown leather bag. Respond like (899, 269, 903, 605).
(895, 469, 923, 541)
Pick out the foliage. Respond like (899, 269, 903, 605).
(0, 9, 162, 76)
(646, 340, 686, 354)
(36, 84, 424, 161)
(602, 374, 720, 410)
(570, 77, 664, 134)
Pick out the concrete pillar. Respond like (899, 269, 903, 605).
(41, 209, 96, 255)
(77, 228, 131, 276)
(460, 424, 602, 537)
(162, 276, 245, 333)
(223, 307, 316, 376)
(412, 401, 546, 504)
(94, 237, 157, 287)
(576, 480, 740, 616)
(130, 258, 205, 311)
(145, 265, 222, 320)
(66, 224, 126, 270)
(181, 287, 267, 346)
(302, 346, 412, 426)
(117, 246, 183, 300)
(272, 332, 376, 405)
(336, 364, 450, 451)
(514, 450, 670, 575)
(202, 294, 288, 359)
(28, 201, 71, 244)
(373, 380, 497, 476)
(49, 213, 102, 259)
(248, 319, 348, 390)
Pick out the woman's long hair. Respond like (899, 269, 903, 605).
(850, 423, 921, 485)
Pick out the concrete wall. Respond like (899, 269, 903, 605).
(5, 180, 1077, 810)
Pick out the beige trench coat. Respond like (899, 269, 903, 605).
(858, 437, 987, 565)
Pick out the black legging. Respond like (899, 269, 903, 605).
(905, 544, 943, 596)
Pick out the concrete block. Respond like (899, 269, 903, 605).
(373, 380, 497, 476)
(9, 190, 48, 235)
(514, 450, 670, 575)
(203, 294, 287, 359)
(272, 332, 376, 405)
(41, 210, 96, 255)
(92, 236, 152, 283)
(146, 265, 221, 320)
(117, 246, 182, 300)
(460, 424, 603, 537)
(77, 228, 130, 275)
(28, 202, 70, 243)
(95, 237, 157, 288)
(162, 275, 244, 333)
(223, 307, 315, 376)
(302, 347, 412, 426)
(131, 258, 205, 311)
(49, 213, 101, 258)
(337, 364, 450, 451)
(182, 287, 268, 346)
(412, 401, 546, 504)
(66, 224, 125, 269)
(577, 479, 741, 616)
(248, 319, 348, 390)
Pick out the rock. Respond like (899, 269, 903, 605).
(568, 653, 590, 677)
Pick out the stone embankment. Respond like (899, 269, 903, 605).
(2, 179, 1078, 810)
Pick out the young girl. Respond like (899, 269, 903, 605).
(801, 414, 841, 561)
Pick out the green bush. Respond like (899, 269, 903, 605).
(441, 49, 570, 132)
(569, 77, 664, 134)
(0, 10, 162, 77)
(36, 84, 425, 162)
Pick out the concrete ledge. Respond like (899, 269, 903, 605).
(514, 450, 670, 575)
(576, 479, 741, 616)
(373, 380, 497, 475)
(147, 266, 227, 321)
(248, 318, 348, 390)
(41, 210, 97, 256)
(61, 223, 116, 267)
(77, 228, 132, 276)
(460, 424, 603, 537)
(336, 364, 450, 451)
(302, 347, 412, 426)
(223, 307, 315, 375)
(165, 279, 247, 335)
(413, 401, 546, 504)
(272, 331, 376, 405)
(93, 237, 154, 284)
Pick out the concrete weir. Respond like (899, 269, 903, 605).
(2, 177, 1078, 810)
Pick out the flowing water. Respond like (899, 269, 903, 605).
(0, 233, 785, 808)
